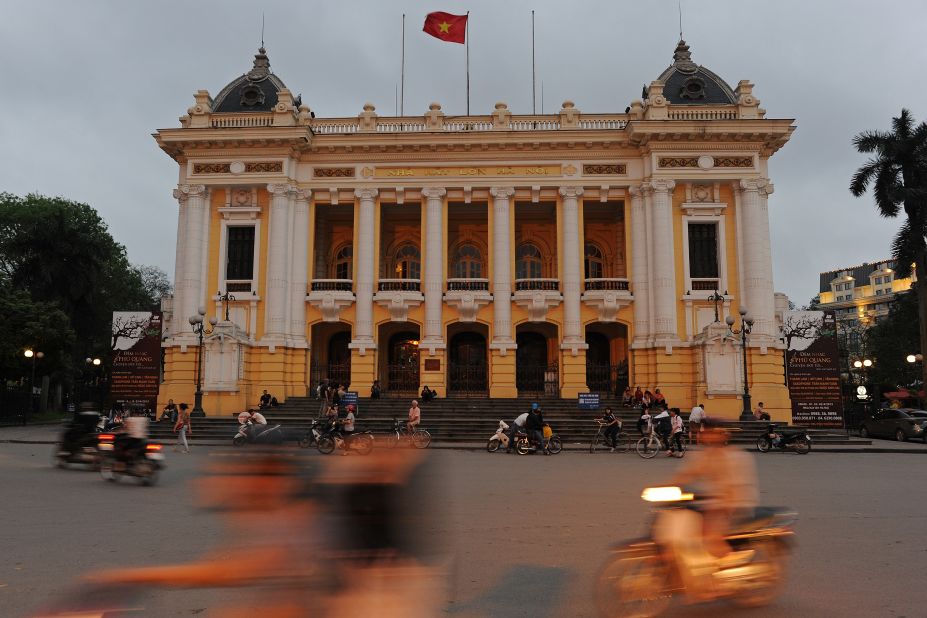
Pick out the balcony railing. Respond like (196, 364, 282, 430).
(447, 278, 490, 292)
(225, 280, 253, 293)
(515, 278, 560, 292)
(584, 278, 630, 291)
(310, 279, 353, 292)
(691, 278, 721, 292)
(378, 278, 421, 292)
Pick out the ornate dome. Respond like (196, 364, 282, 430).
(212, 47, 299, 113)
(655, 40, 736, 105)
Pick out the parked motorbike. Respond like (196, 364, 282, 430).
(317, 425, 374, 455)
(486, 420, 510, 452)
(54, 412, 103, 469)
(514, 425, 563, 455)
(97, 433, 164, 486)
(596, 486, 796, 617)
(756, 423, 811, 455)
(233, 421, 286, 446)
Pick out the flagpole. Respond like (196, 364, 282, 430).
(400, 13, 406, 116)
(466, 11, 470, 116)
(532, 10, 536, 115)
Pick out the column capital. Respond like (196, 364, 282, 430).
(739, 177, 771, 193)
(267, 183, 296, 197)
(628, 184, 643, 198)
(173, 184, 207, 203)
(558, 186, 584, 199)
(490, 186, 515, 199)
(421, 187, 447, 200)
(650, 179, 676, 193)
(294, 188, 312, 202)
(354, 187, 379, 200)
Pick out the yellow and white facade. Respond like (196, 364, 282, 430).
(156, 42, 796, 419)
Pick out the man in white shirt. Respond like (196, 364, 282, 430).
(688, 403, 705, 445)
(507, 411, 529, 453)
(250, 410, 268, 425)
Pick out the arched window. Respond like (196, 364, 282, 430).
(453, 244, 483, 278)
(333, 244, 352, 280)
(516, 243, 543, 279)
(584, 243, 604, 279)
(393, 244, 421, 279)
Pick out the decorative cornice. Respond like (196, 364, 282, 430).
(714, 156, 753, 168)
(314, 167, 355, 178)
(659, 156, 698, 168)
(193, 163, 231, 174)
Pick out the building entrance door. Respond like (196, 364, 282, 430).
(516, 331, 558, 397)
(448, 332, 487, 396)
(387, 331, 420, 395)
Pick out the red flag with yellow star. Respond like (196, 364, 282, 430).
(423, 11, 468, 44)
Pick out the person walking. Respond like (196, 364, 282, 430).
(669, 408, 685, 457)
(688, 403, 705, 445)
(173, 403, 191, 453)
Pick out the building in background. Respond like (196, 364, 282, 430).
(155, 40, 795, 418)
(816, 260, 914, 329)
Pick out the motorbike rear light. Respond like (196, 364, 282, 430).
(641, 486, 694, 503)
(98, 434, 115, 442)
(146, 443, 163, 451)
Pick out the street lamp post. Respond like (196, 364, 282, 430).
(84, 357, 102, 411)
(189, 307, 217, 418)
(23, 349, 44, 424)
(906, 353, 923, 406)
(725, 307, 755, 421)
(853, 358, 875, 412)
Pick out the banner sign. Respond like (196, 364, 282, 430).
(341, 391, 359, 414)
(578, 393, 600, 410)
(784, 310, 844, 428)
(109, 311, 162, 415)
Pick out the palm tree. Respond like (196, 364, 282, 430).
(851, 109, 927, 389)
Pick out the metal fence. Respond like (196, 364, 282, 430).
(516, 364, 560, 398)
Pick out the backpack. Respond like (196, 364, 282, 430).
(656, 415, 672, 435)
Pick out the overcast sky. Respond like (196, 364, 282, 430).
(2, 0, 925, 306)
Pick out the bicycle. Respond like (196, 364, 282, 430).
(386, 418, 432, 449)
(636, 430, 687, 459)
(590, 420, 632, 453)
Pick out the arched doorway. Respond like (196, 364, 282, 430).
(310, 322, 352, 390)
(448, 331, 487, 396)
(327, 332, 351, 387)
(585, 323, 629, 397)
(387, 331, 420, 395)
(516, 322, 559, 397)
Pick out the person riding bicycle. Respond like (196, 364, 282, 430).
(652, 404, 672, 454)
(407, 400, 421, 434)
(525, 403, 548, 455)
(598, 407, 622, 451)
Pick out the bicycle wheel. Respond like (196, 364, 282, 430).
(590, 431, 601, 454)
(386, 432, 400, 449)
(317, 436, 335, 455)
(411, 429, 431, 449)
(636, 435, 659, 459)
(353, 433, 374, 455)
(547, 436, 563, 454)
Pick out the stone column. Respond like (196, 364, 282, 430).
(740, 178, 776, 340)
(350, 188, 378, 352)
(629, 185, 650, 345)
(289, 189, 311, 342)
(489, 187, 516, 349)
(170, 189, 188, 337)
(172, 184, 208, 332)
(649, 179, 678, 342)
(265, 183, 294, 340)
(421, 187, 447, 351)
(559, 186, 587, 352)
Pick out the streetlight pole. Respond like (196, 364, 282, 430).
(189, 307, 217, 418)
(23, 349, 44, 424)
(84, 357, 102, 411)
(725, 307, 755, 421)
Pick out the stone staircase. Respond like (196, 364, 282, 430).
(147, 396, 869, 447)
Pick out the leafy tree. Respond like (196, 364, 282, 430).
(0, 286, 75, 381)
(866, 290, 920, 387)
(136, 264, 172, 307)
(850, 109, 927, 386)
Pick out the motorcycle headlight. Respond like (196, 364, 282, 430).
(641, 486, 694, 503)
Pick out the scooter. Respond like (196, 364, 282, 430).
(595, 486, 796, 617)
(54, 413, 103, 469)
(756, 423, 811, 455)
(98, 433, 164, 486)
(298, 419, 325, 449)
(233, 421, 286, 446)
(486, 420, 510, 452)
(514, 425, 563, 455)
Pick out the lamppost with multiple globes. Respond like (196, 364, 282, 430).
(23, 348, 44, 423)
(189, 307, 217, 417)
(852, 358, 874, 411)
(725, 307, 755, 421)
(84, 357, 102, 411)
(906, 353, 923, 405)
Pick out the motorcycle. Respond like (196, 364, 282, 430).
(233, 421, 286, 446)
(298, 420, 325, 449)
(486, 420, 510, 452)
(756, 423, 811, 455)
(514, 424, 563, 455)
(54, 413, 103, 469)
(97, 433, 164, 486)
(596, 486, 795, 617)
(317, 425, 374, 455)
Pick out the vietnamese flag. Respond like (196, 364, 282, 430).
(423, 11, 468, 44)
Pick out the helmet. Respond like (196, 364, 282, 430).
(531, 402, 539, 410)
(346, 404, 356, 413)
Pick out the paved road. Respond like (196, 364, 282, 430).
(1, 431, 924, 617)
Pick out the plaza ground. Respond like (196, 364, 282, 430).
(1, 427, 924, 617)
